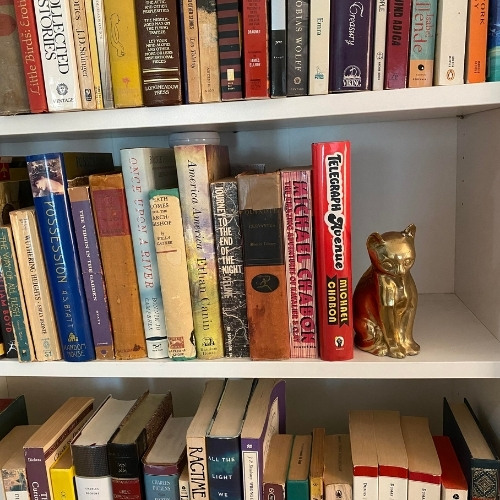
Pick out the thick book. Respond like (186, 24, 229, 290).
(89, 172, 147, 360)
(24, 397, 95, 500)
(269, 0, 286, 97)
(372, 0, 388, 90)
(135, 0, 183, 106)
(26, 152, 114, 362)
(121, 147, 178, 360)
(102, 0, 143, 107)
(465, 0, 489, 82)
(174, 145, 230, 360)
(443, 398, 500, 500)
(206, 378, 255, 500)
(401, 416, 441, 500)
(281, 168, 318, 359)
(67, 179, 114, 360)
(240, 379, 286, 500)
(262, 434, 294, 500)
(84, 0, 104, 109)
(324, 434, 353, 500)
(309, 427, 325, 500)
(286, 434, 312, 500)
(286, 0, 309, 96)
(308, 0, 330, 95)
(237, 172, 290, 360)
(0, 396, 29, 440)
(9, 207, 62, 361)
(108, 392, 173, 500)
(210, 178, 249, 358)
(71, 396, 136, 500)
(186, 379, 226, 499)
(311, 141, 353, 361)
(49, 448, 76, 500)
(433, 436, 468, 500)
(487, 0, 500, 81)
(329, 0, 375, 92)
(149, 189, 196, 360)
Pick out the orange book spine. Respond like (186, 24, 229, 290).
(465, 0, 489, 83)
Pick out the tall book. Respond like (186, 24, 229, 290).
(135, 0, 183, 106)
(210, 178, 249, 358)
(324, 434, 353, 500)
(262, 434, 294, 500)
(308, 0, 330, 95)
(433, 436, 468, 500)
(185, 379, 226, 499)
(71, 396, 137, 500)
(9, 207, 62, 361)
(309, 427, 325, 500)
(237, 172, 290, 360)
(384, 0, 412, 89)
(281, 168, 318, 359)
(84, 0, 104, 109)
(49, 448, 76, 500)
(12, 0, 48, 113)
(0, 396, 29, 440)
(240, 379, 286, 500)
(121, 147, 178, 360)
(102, 0, 143, 107)
(443, 398, 500, 500)
(286, 0, 309, 96)
(26, 152, 114, 362)
(311, 141, 353, 361)
(433, 0, 468, 85)
(465, 0, 489, 83)
(372, 0, 388, 90)
(89, 172, 147, 360)
(174, 145, 230, 360)
(487, 0, 500, 81)
(0, 276, 14, 358)
(32, 0, 82, 111)
(107, 392, 173, 500)
(408, 0, 438, 87)
(206, 378, 255, 500)
(269, 0, 286, 97)
(149, 189, 196, 360)
(67, 178, 114, 360)
(24, 397, 95, 500)
(286, 435, 312, 500)
(401, 416, 441, 500)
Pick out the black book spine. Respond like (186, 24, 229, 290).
(270, 0, 287, 96)
(286, 0, 309, 96)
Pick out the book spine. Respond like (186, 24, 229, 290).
(384, 0, 412, 89)
(149, 189, 197, 360)
(186, 437, 210, 499)
(102, 0, 143, 107)
(312, 142, 353, 361)
(135, 0, 183, 106)
(144, 473, 180, 500)
(263, 483, 284, 500)
(91, 0, 114, 108)
(217, 0, 243, 100)
(407, 479, 440, 500)
(0, 273, 17, 358)
(310, 476, 323, 500)
(353, 474, 378, 500)
(308, 0, 330, 95)
(286, 481, 309, 499)
(32, 0, 83, 111)
(207, 437, 243, 500)
(0, 226, 35, 362)
(282, 170, 318, 358)
(329, 0, 375, 92)
(487, 0, 500, 81)
(197, 0, 221, 102)
(75, 476, 113, 500)
(50, 467, 77, 500)
(68, 186, 114, 360)
(287, 0, 309, 95)
(433, 0, 467, 85)
(242, 0, 269, 98)
(3, 468, 29, 500)
(84, 0, 104, 108)
(178, 467, 190, 500)
(13, 0, 48, 113)
(408, 0, 438, 87)
(372, 0, 388, 90)
(69, 0, 97, 109)
(269, 0, 286, 97)
(379, 475, 407, 500)
(465, 0, 489, 83)
(210, 181, 249, 358)
(111, 478, 142, 500)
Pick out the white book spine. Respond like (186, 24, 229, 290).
(408, 481, 440, 500)
(441, 486, 467, 500)
(372, 0, 388, 90)
(433, 0, 468, 85)
(308, 0, 330, 94)
(33, 0, 82, 111)
(5, 491, 29, 500)
(75, 476, 113, 500)
(379, 476, 407, 500)
(354, 475, 378, 500)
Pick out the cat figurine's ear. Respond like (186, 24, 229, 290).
(403, 223, 416, 239)
(366, 232, 384, 250)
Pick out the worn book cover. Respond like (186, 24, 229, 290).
(263, 434, 294, 500)
(49, 448, 76, 500)
(324, 434, 353, 500)
(465, 0, 489, 82)
(287, 0, 309, 95)
(309, 428, 325, 500)
(433, 436, 468, 500)
(308, 0, 330, 94)
(0, 275, 14, 358)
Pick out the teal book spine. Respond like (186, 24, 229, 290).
(286, 481, 310, 500)
(144, 473, 180, 500)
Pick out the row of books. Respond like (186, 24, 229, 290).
(0, 141, 352, 363)
(2, 0, 500, 116)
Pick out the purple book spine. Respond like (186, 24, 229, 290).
(25, 448, 50, 500)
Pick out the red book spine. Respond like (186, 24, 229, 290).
(312, 141, 353, 361)
(13, 0, 48, 113)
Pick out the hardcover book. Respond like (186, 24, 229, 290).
(433, 436, 468, 500)
(465, 0, 489, 82)
(26, 152, 114, 362)
(308, 0, 330, 94)
(286, 0, 309, 95)
(0, 396, 29, 440)
(240, 379, 286, 500)
(206, 378, 255, 500)
(89, 172, 147, 360)
(324, 434, 353, 500)
(372, 0, 388, 90)
(237, 172, 290, 360)
(487, 0, 500, 81)
(269, 0, 286, 97)
(309, 428, 325, 500)
(210, 178, 249, 358)
(121, 147, 178, 360)
(186, 379, 226, 499)
(24, 397, 95, 500)
(281, 168, 318, 358)
(84, 0, 104, 109)
(67, 178, 114, 360)
(286, 434, 312, 500)
(9, 207, 62, 361)
(0, 275, 14, 357)
(174, 145, 230, 359)
(311, 141, 353, 361)
(262, 434, 294, 500)
(49, 448, 76, 500)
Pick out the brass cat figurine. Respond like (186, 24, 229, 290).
(353, 224, 420, 358)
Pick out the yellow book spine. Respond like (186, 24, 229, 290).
(50, 453, 77, 500)
(84, 0, 104, 109)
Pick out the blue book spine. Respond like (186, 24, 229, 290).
(144, 474, 180, 500)
(207, 437, 243, 500)
(487, 0, 500, 81)
(26, 153, 95, 361)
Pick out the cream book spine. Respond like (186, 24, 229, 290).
(308, 0, 330, 95)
